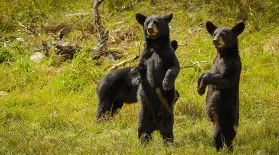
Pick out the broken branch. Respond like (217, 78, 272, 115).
(16, 20, 39, 36)
(155, 88, 173, 116)
(107, 55, 139, 72)
(181, 61, 210, 69)
(93, 0, 108, 52)
(178, 43, 187, 46)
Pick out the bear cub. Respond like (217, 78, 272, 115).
(96, 40, 179, 121)
(134, 13, 180, 145)
(197, 21, 245, 151)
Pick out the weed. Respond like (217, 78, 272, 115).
(0, 0, 279, 154)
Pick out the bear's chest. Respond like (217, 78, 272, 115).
(145, 52, 167, 87)
(147, 52, 164, 70)
(210, 58, 227, 74)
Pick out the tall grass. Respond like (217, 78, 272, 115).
(0, 0, 279, 154)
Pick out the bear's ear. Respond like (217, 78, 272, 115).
(170, 40, 178, 51)
(135, 13, 147, 26)
(163, 14, 173, 23)
(232, 22, 245, 36)
(206, 21, 217, 35)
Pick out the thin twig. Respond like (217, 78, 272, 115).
(56, 27, 66, 41)
(181, 61, 210, 69)
(178, 43, 187, 46)
(155, 88, 173, 116)
(66, 12, 90, 17)
(16, 20, 39, 36)
(107, 55, 139, 72)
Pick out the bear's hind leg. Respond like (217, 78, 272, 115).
(160, 128, 174, 144)
(138, 108, 156, 146)
(96, 99, 113, 120)
(138, 122, 155, 146)
(111, 100, 124, 116)
(224, 124, 237, 152)
(159, 114, 174, 145)
(213, 122, 224, 151)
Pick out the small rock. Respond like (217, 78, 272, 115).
(30, 52, 45, 63)
(0, 91, 8, 96)
(16, 37, 24, 42)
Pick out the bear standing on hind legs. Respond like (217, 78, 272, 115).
(134, 13, 180, 145)
(95, 40, 179, 121)
(197, 21, 245, 151)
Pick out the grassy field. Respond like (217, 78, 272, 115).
(0, 0, 279, 154)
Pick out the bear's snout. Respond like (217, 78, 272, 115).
(147, 28, 154, 33)
(213, 36, 225, 48)
(213, 39, 218, 44)
(146, 24, 159, 37)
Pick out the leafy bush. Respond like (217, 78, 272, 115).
(0, 46, 12, 63)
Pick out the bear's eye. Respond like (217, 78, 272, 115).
(213, 32, 217, 36)
(144, 21, 150, 27)
(221, 32, 226, 38)
(154, 21, 159, 26)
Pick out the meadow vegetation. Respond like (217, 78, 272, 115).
(0, 0, 279, 154)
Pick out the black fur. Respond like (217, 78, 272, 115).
(198, 21, 245, 151)
(96, 67, 138, 120)
(96, 40, 179, 121)
(135, 13, 180, 145)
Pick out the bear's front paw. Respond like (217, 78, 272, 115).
(131, 65, 146, 77)
(130, 67, 142, 86)
(130, 67, 139, 76)
(197, 87, 205, 96)
(132, 76, 141, 86)
(197, 73, 207, 96)
(162, 79, 174, 91)
(198, 73, 205, 87)
(137, 64, 146, 78)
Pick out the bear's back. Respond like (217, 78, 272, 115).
(97, 67, 133, 95)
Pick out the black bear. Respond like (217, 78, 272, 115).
(197, 21, 245, 151)
(134, 13, 180, 145)
(96, 40, 179, 121)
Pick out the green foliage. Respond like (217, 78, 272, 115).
(105, 0, 135, 11)
(0, 0, 279, 154)
(51, 70, 86, 92)
(0, 46, 12, 63)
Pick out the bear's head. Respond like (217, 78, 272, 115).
(206, 21, 245, 51)
(135, 13, 173, 39)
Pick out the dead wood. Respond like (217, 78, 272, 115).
(178, 43, 187, 46)
(155, 88, 173, 116)
(66, 12, 90, 17)
(51, 40, 80, 61)
(16, 20, 40, 36)
(93, 0, 109, 53)
(107, 55, 139, 72)
(56, 27, 69, 41)
(181, 61, 210, 69)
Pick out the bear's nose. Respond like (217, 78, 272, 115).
(147, 28, 154, 33)
(213, 39, 218, 44)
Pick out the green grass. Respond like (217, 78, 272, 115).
(1, 0, 279, 154)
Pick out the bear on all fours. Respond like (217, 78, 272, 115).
(198, 21, 245, 151)
(134, 13, 180, 145)
(96, 40, 179, 121)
